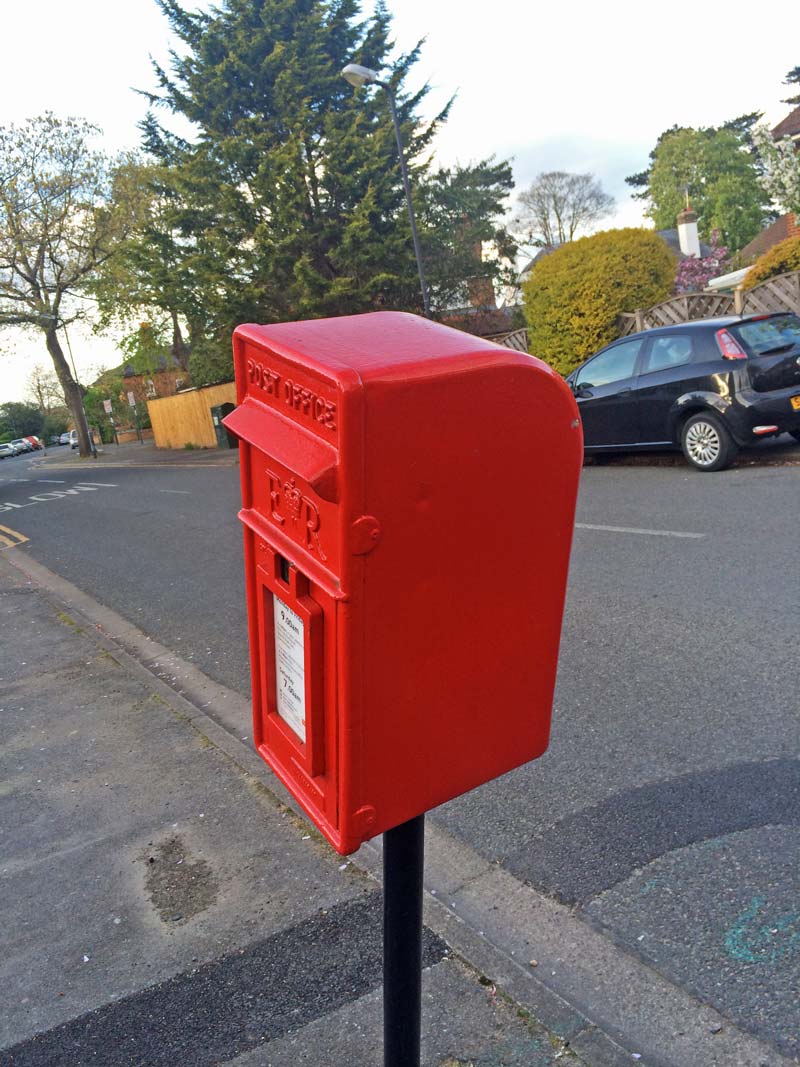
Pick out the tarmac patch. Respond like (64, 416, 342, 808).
(141, 835, 218, 923)
(1, 892, 447, 1067)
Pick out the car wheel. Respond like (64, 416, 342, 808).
(681, 412, 738, 472)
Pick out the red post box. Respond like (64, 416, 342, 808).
(224, 312, 581, 855)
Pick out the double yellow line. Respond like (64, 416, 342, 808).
(0, 524, 28, 548)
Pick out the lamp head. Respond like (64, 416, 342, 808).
(341, 63, 382, 88)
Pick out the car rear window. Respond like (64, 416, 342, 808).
(729, 315, 800, 356)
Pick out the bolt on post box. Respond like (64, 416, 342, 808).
(224, 311, 582, 855)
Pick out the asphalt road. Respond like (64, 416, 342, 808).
(2, 443, 799, 1058)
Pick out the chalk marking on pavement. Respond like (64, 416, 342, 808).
(0, 524, 29, 547)
(159, 489, 191, 494)
(575, 522, 705, 540)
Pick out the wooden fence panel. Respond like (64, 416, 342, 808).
(494, 328, 529, 352)
(147, 382, 237, 449)
(742, 272, 800, 316)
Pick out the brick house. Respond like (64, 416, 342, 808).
(119, 355, 189, 406)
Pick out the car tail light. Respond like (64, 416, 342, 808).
(715, 328, 748, 360)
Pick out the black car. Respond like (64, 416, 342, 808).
(566, 313, 800, 471)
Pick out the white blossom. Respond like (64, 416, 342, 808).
(752, 125, 800, 216)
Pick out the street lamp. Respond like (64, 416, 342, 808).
(341, 63, 431, 317)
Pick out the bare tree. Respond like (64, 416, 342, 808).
(26, 363, 66, 414)
(0, 114, 131, 456)
(515, 171, 615, 250)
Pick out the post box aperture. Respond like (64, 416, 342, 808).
(224, 311, 581, 854)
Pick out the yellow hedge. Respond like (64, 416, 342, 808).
(522, 228, 676, 376)
(742, 235, 800, 290)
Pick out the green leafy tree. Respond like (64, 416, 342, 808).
(626, 125, 768, 250)
(522, 229, 675, 376)
(0, 115, 135, 456)
(0, 401, 44, 439)
(96, 0, 515, 375)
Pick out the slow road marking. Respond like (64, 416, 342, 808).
(575, 522, 705, 540)
(0, 524, 29, 548)
(0, 482, 118, 515)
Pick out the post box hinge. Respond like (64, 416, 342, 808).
(350, 515, 381, 555)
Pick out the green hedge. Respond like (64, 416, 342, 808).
(742, 235, 800, 290)
(522, 228, 676, 376)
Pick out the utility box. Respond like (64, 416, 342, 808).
(224, 312, 581, 854)
(211, 402, 237, 448)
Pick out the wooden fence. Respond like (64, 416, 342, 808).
(618, 270, 800, 336)
(493, 328, 529, 352)
(147, 381, 237, 449)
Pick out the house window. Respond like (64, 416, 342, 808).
(145, 378, 157, 398)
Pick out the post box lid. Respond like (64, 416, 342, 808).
(233, 311, 553, 385)
(223, 396, 337, 488)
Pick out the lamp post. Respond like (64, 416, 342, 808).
(341, 63, 431, 318)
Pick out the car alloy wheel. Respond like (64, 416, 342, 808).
(681, 411, 737, 472)
(685, 419, 721, 467)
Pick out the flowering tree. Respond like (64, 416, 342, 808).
(752, 124, 800, 216)
(674, 230, 730, 293)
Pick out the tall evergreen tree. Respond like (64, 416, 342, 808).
(782, 64, 800, 106)
(98, 0, 515, 382)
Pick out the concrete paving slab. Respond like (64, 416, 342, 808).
(227, 957, 577, 1067)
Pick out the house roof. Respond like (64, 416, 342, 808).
(771, 105, 800, 141)
(517, 246, 557, 283)
(739, 212, 800, 264)
(656, 228, 712, 259)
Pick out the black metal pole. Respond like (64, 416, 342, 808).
(383, 88, 431, 318)
(383, 813, 425, 1067)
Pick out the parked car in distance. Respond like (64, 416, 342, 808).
(0, 443, 17, 459)
(24, 436, 43, 450)
(59, 432, 71, 445)
(10, 438, 33, 454)
(69, 429, 96, 449)
(567, 313, 800, 471)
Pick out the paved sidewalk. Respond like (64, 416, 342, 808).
(35, 439, 240, 468)
(0, 554, 595, 1067)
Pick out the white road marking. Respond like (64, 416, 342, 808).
(36, 479, 66, 484)
(0, 482, 118, 514)
(159, 489, 191, 495)
(575, 522, 705, 540)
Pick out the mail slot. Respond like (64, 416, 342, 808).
(224, 311, 582, 854)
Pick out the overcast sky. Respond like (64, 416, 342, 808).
(1, 0, 797, 402)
